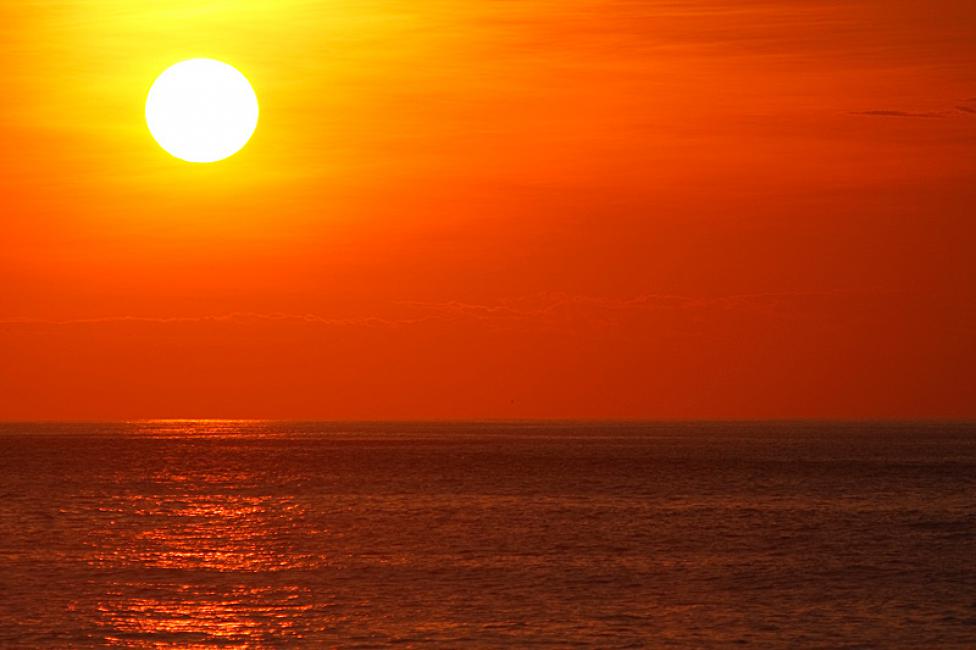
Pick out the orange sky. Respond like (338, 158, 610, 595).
(1, 0, 974, 419)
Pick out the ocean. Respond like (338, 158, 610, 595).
(0, 421, 974, 648)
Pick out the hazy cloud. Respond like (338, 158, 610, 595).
(0, 312, 430, 328)
(399, 290, 891, 323)
(0, 290, 924, 333)
(852, 109, 944, 118)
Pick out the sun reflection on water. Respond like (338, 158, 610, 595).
(99, 585, 315, 648)
(86, 422, 329, 647)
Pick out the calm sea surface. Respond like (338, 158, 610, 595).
(0, 421, 974, 648)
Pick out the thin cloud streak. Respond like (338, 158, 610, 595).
(402, 289, 902, 315)
(0, 312, 432, 328)
(852, 110, 944, 118)
(1, 290, 898, 329)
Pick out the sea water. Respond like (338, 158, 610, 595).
(0, 421, 974, 647)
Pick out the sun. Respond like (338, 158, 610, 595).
(146, 59, 259, 163)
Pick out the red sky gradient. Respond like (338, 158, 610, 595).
(1, 0, 974, 419)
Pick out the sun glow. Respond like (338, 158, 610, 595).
(145, 59, 259, 163)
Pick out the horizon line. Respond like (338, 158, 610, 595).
(1, 418, 974, 425)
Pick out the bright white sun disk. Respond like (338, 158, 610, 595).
(146, 59, 258, 163)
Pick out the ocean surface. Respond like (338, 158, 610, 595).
(0, 421, 974, 648)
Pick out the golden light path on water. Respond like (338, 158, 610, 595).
(87, 422, 322, 647)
